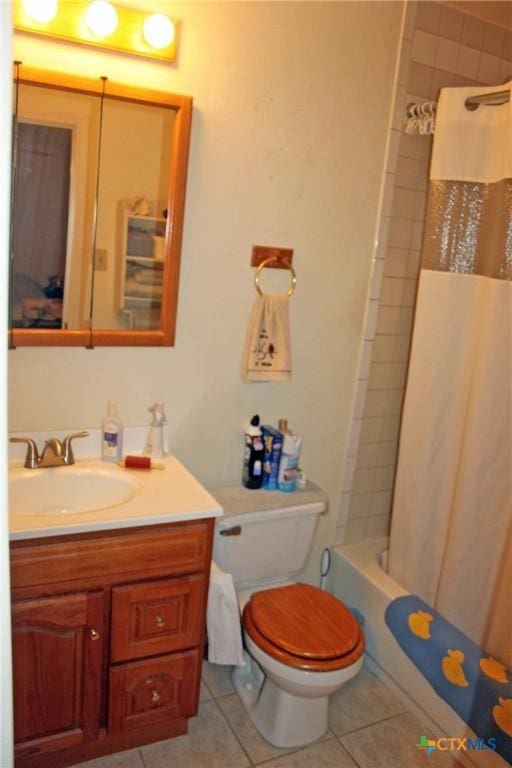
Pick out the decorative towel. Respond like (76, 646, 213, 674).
(242, 294, 291, 381)
(206, 562, 244, 666)
(386, 595, 512, 763)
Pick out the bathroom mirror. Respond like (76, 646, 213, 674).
(9, 66, 192, 347)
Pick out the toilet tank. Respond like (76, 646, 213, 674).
(211, 487, 327, 587)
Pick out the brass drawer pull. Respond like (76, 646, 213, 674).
(155, 615, 166, 628)
(89, 628, 100, 640)
(151, 690, 161, 703)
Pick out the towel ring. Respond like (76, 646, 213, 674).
(255, 256, 297, 297)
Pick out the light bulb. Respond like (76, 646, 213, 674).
(22, 0, 58, 23)
(143, 14, 175, 49)
(85, 1, 118, 37)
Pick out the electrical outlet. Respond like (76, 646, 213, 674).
(94, 248, 108, 271)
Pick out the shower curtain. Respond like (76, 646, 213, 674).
(388, 81, 512, 668)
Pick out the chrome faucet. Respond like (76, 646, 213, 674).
(10, 431, 89, 469)
(39, 438, 65, 468)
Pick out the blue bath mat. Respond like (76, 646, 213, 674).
(385, 595, 512, 764)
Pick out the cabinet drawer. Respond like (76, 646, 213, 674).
(111, 574, 206, 662)
(11, 519, 212, 595)
(109, 650, 200, 733)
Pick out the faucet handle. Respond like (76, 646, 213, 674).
(10, 437, 40, 469)
(62, 431, 89, 465)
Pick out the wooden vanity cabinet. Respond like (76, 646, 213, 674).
(10, 518, 214, 768)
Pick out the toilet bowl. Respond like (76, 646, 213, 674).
(210, 488, 365, 748)
(232, 582, 364, 747)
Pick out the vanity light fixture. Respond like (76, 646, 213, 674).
(143, 13, 175, 50)
(14, 0, 177, 62)
(85, 1, 118, 37)
(21, 0, 58, 23)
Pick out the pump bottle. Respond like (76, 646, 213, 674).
(101, 401, 123, 463)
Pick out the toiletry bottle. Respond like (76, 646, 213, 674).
(143, 401, 168, 458)
(277, 419, 302, 492)
(242, 415, 264, 489)
(262, 424, 284, 490)
(101, 400, 123, 463)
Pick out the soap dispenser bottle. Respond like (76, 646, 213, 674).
(143, 401, 169, 458)
(101, 400, 123, 463)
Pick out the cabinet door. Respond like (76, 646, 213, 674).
(12, 591, 104, 758)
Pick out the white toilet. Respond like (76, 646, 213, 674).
(212, 490, 364, 748)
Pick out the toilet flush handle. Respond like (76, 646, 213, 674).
(220, 525, 242, 536)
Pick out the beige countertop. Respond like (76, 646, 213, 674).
(9, 454, 223, 541)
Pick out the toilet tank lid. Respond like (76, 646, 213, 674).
(215, 501, 326, 529)
(208, 481, 328, 520)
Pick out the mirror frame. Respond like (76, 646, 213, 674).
(10, 66, 192, 348)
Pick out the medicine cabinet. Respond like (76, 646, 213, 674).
(9, 65, 192, 347)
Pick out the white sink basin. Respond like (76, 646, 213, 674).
(9, 454, 223, 541)
(9, 466, 141, 516)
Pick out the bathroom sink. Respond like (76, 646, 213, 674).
(8, 453, 222, 541)
(9, 466, 141, 516)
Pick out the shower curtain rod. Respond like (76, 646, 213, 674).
(466, 88, 510, 108)
(407, 87, 510, 117)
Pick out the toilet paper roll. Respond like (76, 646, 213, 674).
(207, 562, 244, 666)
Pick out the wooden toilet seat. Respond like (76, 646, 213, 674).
(242, 583, 365, 671)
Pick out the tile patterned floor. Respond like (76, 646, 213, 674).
(73, 662, 463, 768)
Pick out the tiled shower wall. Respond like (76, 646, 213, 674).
(335, 0, 512, 545)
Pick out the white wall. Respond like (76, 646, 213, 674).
(1, 3, 14, 764)
(9, 2, 403, 572)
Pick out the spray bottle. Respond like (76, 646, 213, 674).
(143, 401, 169, 458)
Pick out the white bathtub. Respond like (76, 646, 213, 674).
(330, 538, 509, 768)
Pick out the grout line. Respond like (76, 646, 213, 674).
(209, 694, 255, 767)
(199, 676, 215, 702)
(209, 689, 238, 702)
(333, 709, 409, 740)
(250, 734, 339, 767)
(200, 672, 236, 701)
(334, 737, 364, 768)
(138, 747, 149, 768)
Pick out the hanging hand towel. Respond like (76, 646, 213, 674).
(242, 293, 291, 381)
(207, 562, 244, 666)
